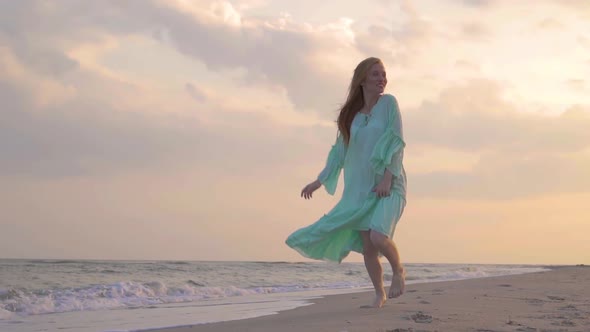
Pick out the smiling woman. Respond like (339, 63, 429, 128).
(286, 57, 408, 308)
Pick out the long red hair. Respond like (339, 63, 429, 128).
(337, 57, 383, 144)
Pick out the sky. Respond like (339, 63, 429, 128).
(1, 0, 589, 265)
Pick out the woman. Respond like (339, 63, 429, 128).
(286, 57, 407, 308)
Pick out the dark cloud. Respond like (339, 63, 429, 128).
(12, 44, 79, 77)
(185, 83, 207, 102)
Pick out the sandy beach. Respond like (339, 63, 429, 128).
(155, 266, 590, 332)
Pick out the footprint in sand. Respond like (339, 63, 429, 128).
(410, 311, 433, 323)
(552, 319, 576, 327)
(431, 289, 444, 295)
(525, 298, 544, 306)
(515, 327, 536, 332)
(558, 304, 576, 311)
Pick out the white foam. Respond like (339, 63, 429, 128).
(0, 280, 369, 318)
(0, 288, 367, 332)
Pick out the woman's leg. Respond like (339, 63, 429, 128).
(369, 230, 405, 298)
(360, 230, 386, 307)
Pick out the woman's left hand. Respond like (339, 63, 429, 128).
(372, 177, 392, 198)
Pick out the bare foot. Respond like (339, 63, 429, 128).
(361, 291, 386, 308)
(388, 268, 405, 298)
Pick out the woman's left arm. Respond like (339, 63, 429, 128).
(371, 95, 405, 197)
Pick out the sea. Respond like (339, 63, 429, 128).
(0, 259, 551, 332)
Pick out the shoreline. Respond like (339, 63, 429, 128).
(153, 266, 590, 332)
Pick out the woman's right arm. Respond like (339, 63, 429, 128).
(316, 133, 347, 195)
(301, 133, 347, 199)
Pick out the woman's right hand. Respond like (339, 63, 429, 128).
(301, 180, 321, 199)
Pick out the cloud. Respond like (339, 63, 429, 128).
(537, 18, 565, 30)
(354, 0, 434, 66)
(147, 1, 359, 111)
(578, 35, 590, 48)
(396, 0, 432, 44)
(0, 78, 316, 179)
(354, 24, 393, 59)
(550, 0, 590, 11)
(459, 0, 496, 7)
(185, 83, 208, 102)
(567, 79, 586, 92)
(0, 1, 353, 113)
(410, 151, 590, 200)
(404, 80, 590, 199)
(405, 79, 590, 153)
(0, 47, 315, 180)
(454, 59, 480, 71)
(461, 22, 491, 41)
(2, 1, 590, 201)
(0, 0, 354, 181)
(0, 92, 191, 177)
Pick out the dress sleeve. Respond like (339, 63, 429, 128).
(317, 133, 347, 195)
(370, 95, 406, 177)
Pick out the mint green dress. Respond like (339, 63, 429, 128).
(286, 94, 407, 263)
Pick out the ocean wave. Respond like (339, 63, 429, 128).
(25, 259, 95, 265)
(163, 261, 190, 265)
(0, 280, 366, 317)
(0, 261, 550, 319)
(100, 269, 119, 274)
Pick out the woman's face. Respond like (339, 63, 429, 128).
(363, 62, 387, 94)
